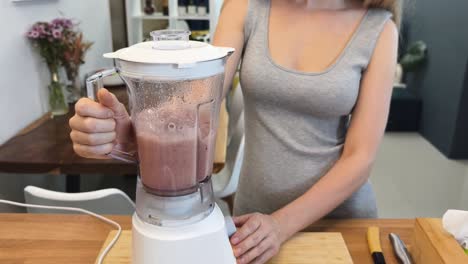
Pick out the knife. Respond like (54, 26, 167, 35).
(367, 226, 386, 264)
(389, 233, 414, 264)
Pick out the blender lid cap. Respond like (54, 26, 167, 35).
(103, 30, 234, 68)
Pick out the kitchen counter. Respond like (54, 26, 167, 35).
(0, 213, 414, 263)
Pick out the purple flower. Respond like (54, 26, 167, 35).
(63, 19, 73, 29)
(52, 29, 62, 39)
(51, 18, 62, 26)
(30, 22, 50, 38)
(51, 18, 74, 29)
(53, 25, 63, 33)
(37, 24, 46, 34)
(27, 30, 40, 39)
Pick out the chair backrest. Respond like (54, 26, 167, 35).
(214, 83, 245, 198)
(215, 135, 244, 198)
(24, 186, 135, 215)
(227, 83, 244, 145)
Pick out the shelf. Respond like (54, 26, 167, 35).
(126, 0, 219, 45)
(133, 14, 210, 20)
(177, 15, 210, 20)
(134, 14, 170, 20)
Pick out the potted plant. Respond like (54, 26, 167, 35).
(26, 18, 93, 115)
(61, 22, 93, 103)
(394, 40, 428, 88)
(27, 20, 69, 116)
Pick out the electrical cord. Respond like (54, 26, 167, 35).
(0, 199, 121, 264)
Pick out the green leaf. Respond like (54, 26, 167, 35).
(400, 40, 428, 72)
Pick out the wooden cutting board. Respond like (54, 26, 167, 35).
(97, 231, 353, 264)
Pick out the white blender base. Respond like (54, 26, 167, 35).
(132, 204, 236, 264)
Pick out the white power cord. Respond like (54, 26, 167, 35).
(0, 199, 121, 264)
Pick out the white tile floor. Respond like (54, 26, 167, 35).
(371, 133, 468, 218)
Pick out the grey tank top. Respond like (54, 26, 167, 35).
(233, 0, 392, 218)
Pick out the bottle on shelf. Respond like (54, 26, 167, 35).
(144, 0, 155, 15)
(187, 0, 197, 15)
(153, 0, 164, 15)
(197, 0, 208, 16)
(178, 0, 187, 16)
(162, 0, 169, 15)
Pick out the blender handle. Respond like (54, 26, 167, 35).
(85, 69, 138, 163)
(86, 68, 118, 100)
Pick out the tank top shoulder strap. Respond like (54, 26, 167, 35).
(243, 0, 270, 45)
(347, 8, 394, 69)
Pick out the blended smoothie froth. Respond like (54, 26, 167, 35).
(135, 105, 215, 195)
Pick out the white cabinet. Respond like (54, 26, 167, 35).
(125, 0, 223, 45)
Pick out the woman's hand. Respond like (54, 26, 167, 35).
(69, 88, 132, 159)
(231, 213, 284, 264)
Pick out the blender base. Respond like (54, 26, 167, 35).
(132, 204, 236, 264)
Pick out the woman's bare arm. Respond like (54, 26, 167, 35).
(212, 0, 248, 97)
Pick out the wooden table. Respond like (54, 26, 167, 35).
(0, 108, 137, 193)
(0, 87, 137, 193)
(0, 87, 226, 193)
(0, 213, 415, 264)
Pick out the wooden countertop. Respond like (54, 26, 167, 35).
(0, 214, 414, 264)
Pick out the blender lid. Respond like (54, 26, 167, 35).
(104, 30, 234, 68)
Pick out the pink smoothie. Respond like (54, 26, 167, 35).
(135, 106, 215, 195)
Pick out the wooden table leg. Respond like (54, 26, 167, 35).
(66, 174, 81, 193)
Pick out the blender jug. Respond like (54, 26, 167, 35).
(86, 31, 237, 264)
(86, 30, 233, 197)
(133, 75, 223, 196)
(104, 71, 224, 197)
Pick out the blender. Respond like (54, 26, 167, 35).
(86, 30, 235, 264)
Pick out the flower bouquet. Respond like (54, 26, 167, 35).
(26, 18, 93, 115)
(61, 22, 93, 103)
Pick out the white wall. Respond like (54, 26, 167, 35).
(371, 133, 468, 218)
(459, 165, 468, 208)
(0, 0, 113, 144)
(0, 173, 65, 212)
(0, 0, 113, 211)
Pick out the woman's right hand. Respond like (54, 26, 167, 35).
(69, 88, 132, 159)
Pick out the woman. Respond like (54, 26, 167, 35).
(69, 0, 400, 263)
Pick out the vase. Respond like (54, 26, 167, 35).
(144, 0, 155, 14)
(48, 67, 69, 116)
(66, 70, 82, 103)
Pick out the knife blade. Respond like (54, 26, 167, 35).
(389, 233, 413, 264)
